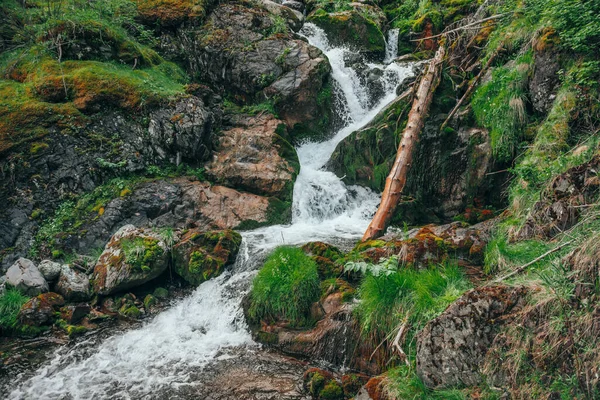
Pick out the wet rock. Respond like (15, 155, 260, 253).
(249, 291, 380, 374)
(258, 0, 304, 31)
(92, 225, 171, 295)
(147, 96, 218, 165)
(18, 292, 65, 326)
(416, 285, 528, 389)
(60, 303, 91, 325)
(282, 0, 304, 13)
(37, 260, 63, 282)
(6, 258, 49, 296)
(172, 229, 242, 286)
(56, 266, 92, 301)
(206, 114, 299, 199)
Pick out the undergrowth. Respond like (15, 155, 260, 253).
(249, 246, 320, 327)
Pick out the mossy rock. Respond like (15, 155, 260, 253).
(172, 229, 242, 286)
(91, 225, 171, 296)
(303, 368, 344, 400)
(307, 9, 385, 55)
(135, 0, 214, 27)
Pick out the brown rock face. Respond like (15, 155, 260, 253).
(18, 292, 65, 326)
(416, 285, 527, 389)
(92, 225, 171, 296)
(206, 114, 298, 199)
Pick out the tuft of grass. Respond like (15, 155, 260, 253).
(249, 246, 320, 327)
(355, 260, 471, 345)
(0, 288, 30, 335)
(471, 51, 532, 162)
(385, 366, 468, 399)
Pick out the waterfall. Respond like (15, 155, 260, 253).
(7, 23, 414, 400)
(384, 28, 400, 64)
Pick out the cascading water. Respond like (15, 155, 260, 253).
(384, 28, 400, 64)
(6, 24, 414, 399)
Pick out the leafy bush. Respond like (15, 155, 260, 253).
(249, 246, 320, 327)
(0, 289, 29, 335)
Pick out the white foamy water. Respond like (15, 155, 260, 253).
(384, 28, 400, 64)
(7, 23, 414, 399)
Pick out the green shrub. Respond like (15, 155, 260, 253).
(354, 259, 471, 341)
(386, 366, 468, 400)
(249, 246, 320, 327)
(0, 289, 29, 335)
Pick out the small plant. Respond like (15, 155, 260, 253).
(344, 255, 400, 276)
(269, 15, 288, 36)
(249, 246, 320, 327)
(0, 289, 29, 335)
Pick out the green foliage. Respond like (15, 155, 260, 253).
(471, 52, 532, 162)
(484, 230, 551, 274)
(269, 15, 288, 36)
(385, 366, 468, 399)
(540, 0, 600, 54)
(249, 246, 320, 327)
(354, 259, 471, 340)
(0, 289, 29, 335)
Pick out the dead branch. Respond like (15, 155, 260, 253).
(362, 45, 446, 240)
(391, 314, 410, 366)
(411, 14, 508, 42)
(440, 44, 502, 131)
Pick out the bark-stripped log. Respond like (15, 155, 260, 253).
(362, 45, 446, 241)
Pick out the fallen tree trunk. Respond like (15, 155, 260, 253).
(362, 45, 446, 241)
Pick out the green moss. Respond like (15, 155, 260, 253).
(320, 381, 344, 400)
(143, 294, 156, 309)
(119, 304, 142, 318)
(120, 236, 164, 272)
(153, 287, 169, 299)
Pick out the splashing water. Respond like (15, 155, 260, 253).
(7, 23, 414, 399)
(384, 28, 400, 64)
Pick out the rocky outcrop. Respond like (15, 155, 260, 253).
(92, 225, 171, 296)
(18, 292, 65, 327)
(329, 92, 496, 223)
(206, 114, 299, 199)
(172, 229, 242, 286)
(416, 285, 527, 389)
(160, 1, 332, 141)
(56, 266, 92, 301)
(5, 258, 49, 296)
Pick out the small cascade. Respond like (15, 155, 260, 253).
(7, 23, 415, 400)
(384, 28, 400, 64)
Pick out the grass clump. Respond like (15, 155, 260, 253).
(249, 246, 320, 327)
(353, 258, 471, 340)
(385, 366, 469, 399)
(471, 51, 532, 162)
(0, 288, 30, 335)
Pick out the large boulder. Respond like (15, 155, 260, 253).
(18, 292, 65, 327)
(92, 225, 171, 295)
(5, 258, 49, 296)
(416, 285, 527, 389)
(206, 114, 299, 200)
(56, 266, 92, 301)
(172, 229, 242, 286)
